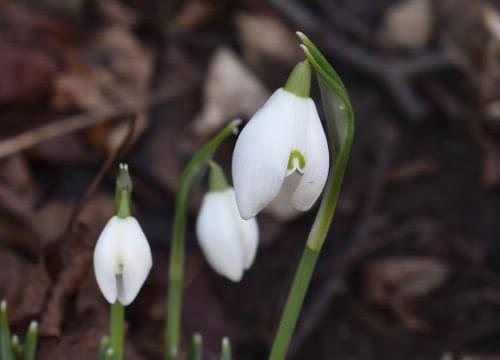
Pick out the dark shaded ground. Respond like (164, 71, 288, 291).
(1, 0, 500, 359)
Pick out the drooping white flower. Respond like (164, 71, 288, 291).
(232, 61, 329, 219)
(94, 215, 153, 306)
(196, 162, 258, 281)
(93, 164, 153, 306)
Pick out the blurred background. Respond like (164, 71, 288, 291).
(1, 0, 500, 358)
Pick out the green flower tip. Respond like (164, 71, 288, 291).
(296, 31, 307, 42)
(284, 59, 311, 98)
(0, 300, 6, 312)
(193, 333, 202, 344)
(208, 161, 230, 192)
(106, 348, 115, 358)
(116, 163, 132, 193)
(28, 321, 38, 332)
(231, 118, 242, 135)
(169, 347, 179, 357)
(11, 334, 19, 345)
(221, 337, 231, 358)
(115, 163, 132, 218)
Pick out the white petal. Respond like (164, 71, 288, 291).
(94, 217, 121, 304)
(287, 94, 311, 174)
(232, 88, 295, 219)
(117, 217, 153, 305)
(264, 172, 302, 220)
(225, 189, 259, 269)
(196, 191, 245, 281)
(291, 99, 330, 211)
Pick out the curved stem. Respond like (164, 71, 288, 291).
(268, 34, 355, 360)
(166, 120, 241, 359)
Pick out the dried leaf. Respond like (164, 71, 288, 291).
(362, 257, 450, 303)
(378, 0, 434, 50)
(192, 47, 269, 137)
(40, 224, 99, 336)
(236, 12, 303, 65)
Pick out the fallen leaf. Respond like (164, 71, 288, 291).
(0, 42, 56, 105)
(361, 256, 450, 332)
(192, 47, 269, 138)
(170, 0, 218, 33)
(236, 12, 303, 65)
(378, 0, 434, 51)
(40, 223, 99, 336)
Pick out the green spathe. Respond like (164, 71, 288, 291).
(283, 60, 311, 98)
(208, 161, 230, 192)
(115, 164, 132, 218)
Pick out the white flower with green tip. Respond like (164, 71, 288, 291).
(196, 162, 258, 282)
(93, 164, 153, 306)
(232, 60, 329, 219)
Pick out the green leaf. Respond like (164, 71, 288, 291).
(299, 32, 355, 251)
(0, 301, 14, 360)
(11, 335, 22, 359)
(22, 321, 38, 360)
(219, 338, 231, 360)
(97, 336, 110, 360)
(188, 333, 202, 360)
(268, 32, 355, 360)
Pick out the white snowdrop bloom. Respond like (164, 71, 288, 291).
(232, 61, 329, 219)
(94, 215, 153, 305)
(196, 184, 259, 282)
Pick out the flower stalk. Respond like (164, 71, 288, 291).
(268, 33, 355, 360)
(110, 301, 124, 360)
(166, 120, 241, 359)
(108, 164, 132, 360)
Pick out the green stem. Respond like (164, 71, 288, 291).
(268, 247, 318, 360)
(166, 120, 241, 359)
(268, 33, 354, 360)
(110, 302, 124, 360)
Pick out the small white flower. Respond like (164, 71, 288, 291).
(196, 188, 258, 282)
(94, 216, 153, 305)
(232, 87, 329, 219)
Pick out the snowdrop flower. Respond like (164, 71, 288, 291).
(196, 162, 258, 282)
(232, 60, 329, 219)
(94, 164, 153, 305)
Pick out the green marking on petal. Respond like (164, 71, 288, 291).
(287, 150, 306, 173)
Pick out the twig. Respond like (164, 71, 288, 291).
(63, 116, 139, 237)
(0, 85, 192, 160)
(271, 0, 453, 121)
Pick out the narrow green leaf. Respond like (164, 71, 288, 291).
(296, 32, 347, 92)
(299, 33, 355, 251)
(97, 336, 110, 360)
(0, 301, 14, 360)
(22, 321, 38, 360)
(268, 33, 355, 360)
(105, 348, 115, 360)
(219, 338, 231, 360)
(11, 335, 22, 359)
(166, 119, 241, 359)
(188, 333, 202, 360)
